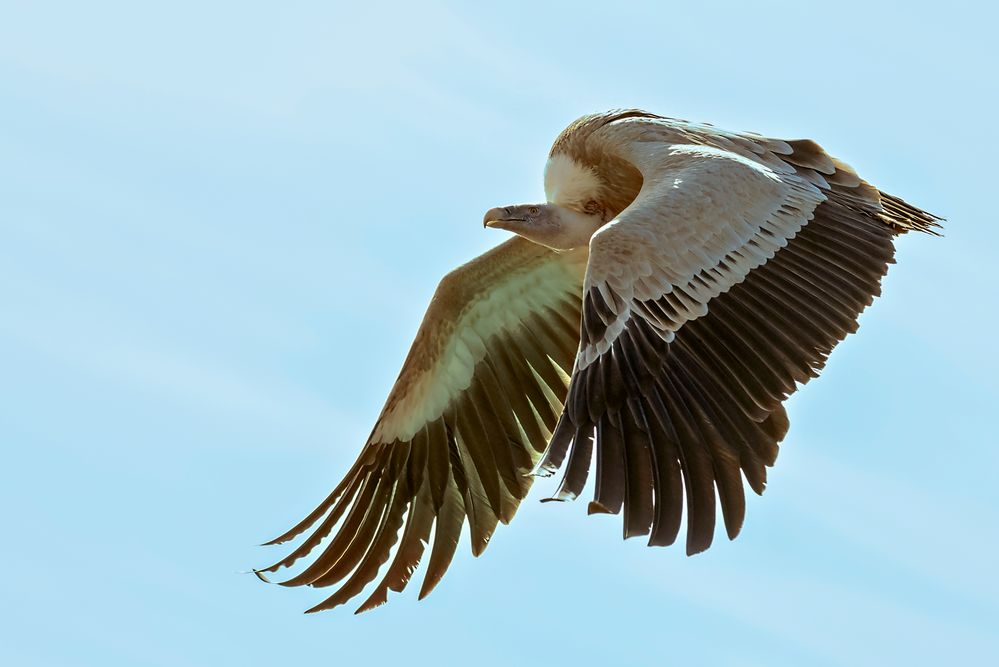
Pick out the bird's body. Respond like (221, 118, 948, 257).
(256, 110, 940, 613)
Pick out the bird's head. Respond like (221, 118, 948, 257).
(484, 152, 613, 250)
(483, 202, 606, 251)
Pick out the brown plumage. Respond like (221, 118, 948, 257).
(256, 109, 940, 613)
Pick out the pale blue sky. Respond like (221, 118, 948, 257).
(2, 1, 997, 665)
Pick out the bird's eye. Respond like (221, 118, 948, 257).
(528, 206, 540, 216)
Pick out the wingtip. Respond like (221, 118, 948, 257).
(470, 540, 489, 558)
(355, 593, 392, 615)
(685, 541, 712, 557)
(587, 501, 615, 515)
(623, 527, 652, 541)
(646, 534, 678, 548)
(418, 570, 448, 601)
(303, 598, 340, 615)
(725, 522, 743, 542)
(417, 580, 437, 601)
(259, 532, 294, 547)
(252, 569, 272, 584)
(526, 463, 557, 478)
(541, 487, 577, 503)
(353, 587, 390, 614)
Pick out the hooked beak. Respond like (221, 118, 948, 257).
(483, 206, 525, 230)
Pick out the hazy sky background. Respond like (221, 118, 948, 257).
(2, 1, 997, 665)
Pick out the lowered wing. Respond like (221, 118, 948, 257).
(259, 237, 586, 612)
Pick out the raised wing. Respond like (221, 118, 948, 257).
(539, 118, 940, 554)
(259, 237, 586, 612)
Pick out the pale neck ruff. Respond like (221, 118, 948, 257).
(544, 153, 602, 208)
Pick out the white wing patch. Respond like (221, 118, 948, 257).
(577, 144, 825, 369)
(372, 247, 586, 444)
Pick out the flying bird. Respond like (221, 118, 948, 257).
(255, 110, 940, 613)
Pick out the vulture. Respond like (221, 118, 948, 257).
(256, 109, 940, 613)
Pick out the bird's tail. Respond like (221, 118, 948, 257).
(877, 191, 943, 235)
